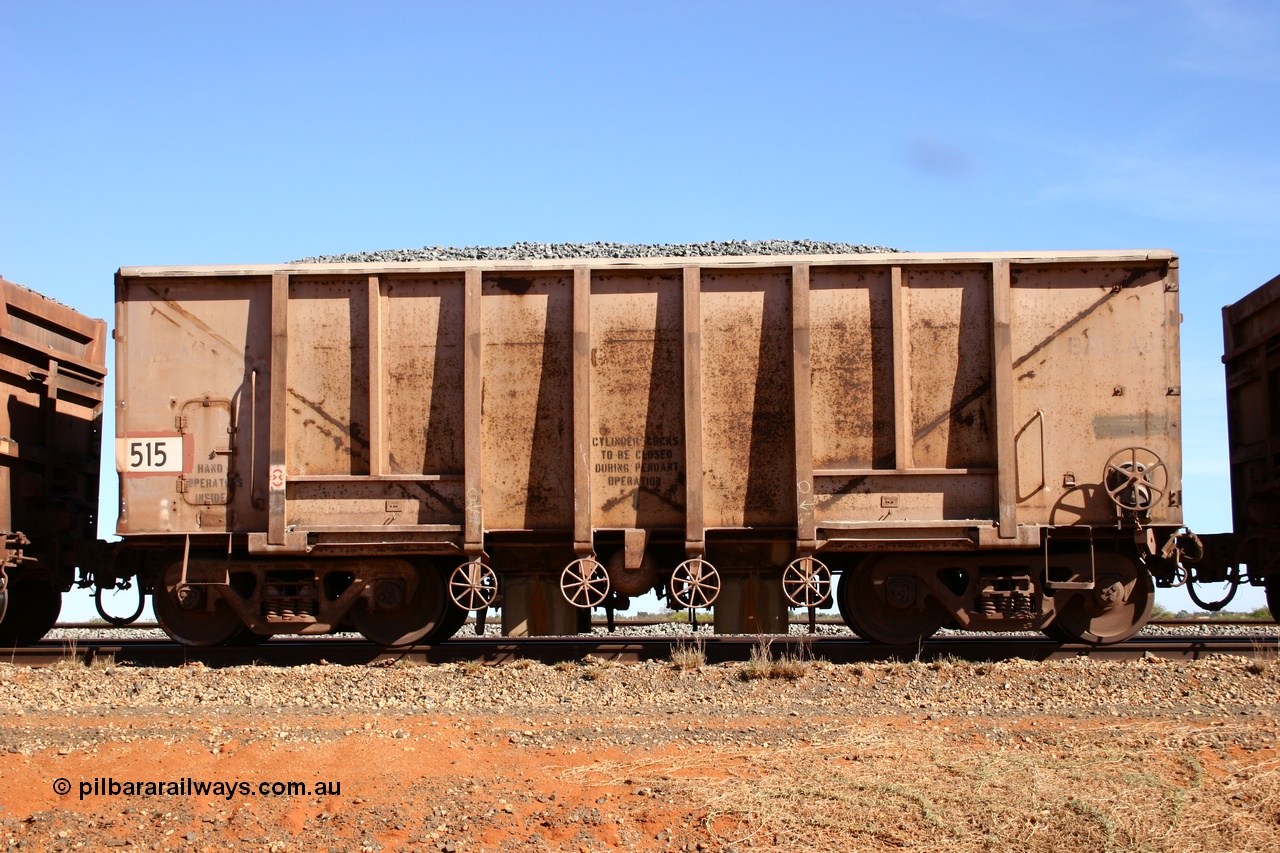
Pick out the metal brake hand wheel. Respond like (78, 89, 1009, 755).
(670, 559, 720, 609)
(782, 557, 832, 608)
(448, 560, 498, 611)
(560, 558, 609, 609)
(1103, 446, 1168, 513)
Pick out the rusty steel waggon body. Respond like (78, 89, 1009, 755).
(1196, 273, 1280, 616)
(0, 278, 107, 645)
(111, 250, 1194, 647)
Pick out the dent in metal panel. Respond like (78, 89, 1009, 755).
(700, 269, 794, 528)
(809, 267, 894, 469)
(287, 278, 371, 476)
(589, 271, 685, 529)
(381, 276, 465, 479)
(481, 272, 574, 529)
(907, 267, 995, 470)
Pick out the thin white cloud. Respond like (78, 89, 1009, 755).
(1039, 145, 1280, 226)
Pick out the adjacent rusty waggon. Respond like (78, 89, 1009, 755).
(111, 250, 1195, 646)
(0, 277, 107, 645)
(1197, 273, 1280, 616)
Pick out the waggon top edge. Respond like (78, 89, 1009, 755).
(118, 248, 1177, 278)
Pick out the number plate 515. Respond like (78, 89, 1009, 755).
(117, 436, 184, 474)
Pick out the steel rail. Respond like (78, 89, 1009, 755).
(9, 633, 1277, 668)
(50, 616, 1279, 631)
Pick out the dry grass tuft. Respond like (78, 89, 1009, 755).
(51, 637, 83, 670)
(740, 640, 811, 681)
(670, 636, 707, 671)
(579, 655, 620, 681)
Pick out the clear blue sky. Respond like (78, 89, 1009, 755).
(3, 1, 1278, 617)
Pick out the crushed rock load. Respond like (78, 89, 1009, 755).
(296, 239, 900, 264)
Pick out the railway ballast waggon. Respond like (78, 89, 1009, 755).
(0, 277, 106, 645)
(105, 249, 1203, 646)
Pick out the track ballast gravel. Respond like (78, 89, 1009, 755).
(295, 239, 899, 264)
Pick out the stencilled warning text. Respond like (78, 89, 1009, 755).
(593, 434, 680, 489)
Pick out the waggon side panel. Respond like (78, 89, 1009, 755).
(1007, 261, 1181, 528)
(0, 277, 106, 557)
(1222, 273, 1280, 536)
(699, 268, 795, 530)
(480, 271, 574, 531)
(587, 269, 685, 531)
(115, 276, 269, 535)
(116, 251, 1182, 550)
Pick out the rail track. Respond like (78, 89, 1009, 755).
(50, 616, 1279, 630)
(9, 631, 1277, 668)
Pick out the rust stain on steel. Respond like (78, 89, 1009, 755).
(1010, 287, 1118, 371)
(1008, 267, 1159, 372)
(588, 272, 687, 530)
(146, 286, 247, 359)
(912, 378, 993, 443)
(828, 475, 870, 497)
(906, 267, 994, 469)
(809, 268, 895, 470)
(387, 478, 463, 516)
(289, 388, 369, 460)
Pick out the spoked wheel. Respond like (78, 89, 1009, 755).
(836, 558, 947, 646)
(1103, 446, 1167, 514)
(350, 565, 449, 647)
(0, 578, 62, 646)
(561, 558, 609, 609)
(782, 557, 832, 608)
(152, 563, 242, 647)
(449, 560, 498, 611)
(1044, 553, 1154, 645)
(669, 559, 721, 609)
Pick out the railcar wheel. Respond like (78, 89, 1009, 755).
(224, 627, 269, 646)
(670, 559, 720, 609)
(351, 566, 449, 647)
(1044, 554, 1153, 645)
(0, 578, 62, 646)
(1266, 576, 1279, 622)
(427, 601, 470, 642)
(152, 564, 241, 647)
(837, 560, 946, 646)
